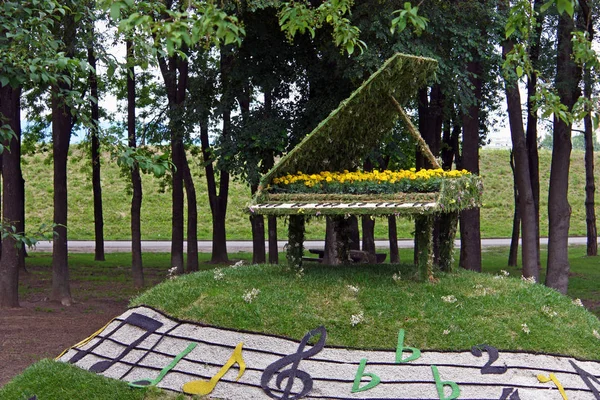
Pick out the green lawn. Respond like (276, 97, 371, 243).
(21, 147, 600, 240)
(4, 246, 599, 399)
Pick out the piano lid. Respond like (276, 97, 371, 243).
(258, 53, 438, 190)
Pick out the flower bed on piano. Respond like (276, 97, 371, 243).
(251, 169, 483, 216)
(268, 168, 470, 195)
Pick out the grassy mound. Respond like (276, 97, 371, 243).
(131, 263, 600, 360)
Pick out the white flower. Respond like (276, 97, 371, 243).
(232, 260, 245, 269)
(443, 329, 450, 335)
(243, 288, 261, 303)
(441, 295, 458, 303)
(350, 312, 364, 327)
(521, 323, 530, 334)
(167, 266, 178, 280)
(541, 305, 557, 318)
(392, 272, 402, 282)
(593, 330, 600, 340)
(521, 276, 536, 284)
(295, 267, 305, 279)
(500, 270, 510, 276)
(572, 298, 584, 307)
(347, 285, 360, 294)
(213, 268, 224, 281)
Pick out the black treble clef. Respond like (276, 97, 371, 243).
(261, 326, 327, 400)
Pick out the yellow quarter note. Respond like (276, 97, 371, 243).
(183, 342, 246, 395)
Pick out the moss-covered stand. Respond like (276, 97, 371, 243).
(248, 53, 483, 280)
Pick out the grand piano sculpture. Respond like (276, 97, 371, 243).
(248, 53, 483, 281)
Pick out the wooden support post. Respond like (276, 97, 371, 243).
(390, 95, 441, 169)
(415, 215, 435, 282)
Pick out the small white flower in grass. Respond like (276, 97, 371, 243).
(521, 323, 530, 334)
(295, 267, 305, 279)
(231, 260, 245, 269)
(572, 298, 584, 307)
(521, 275, 536, 284)
(167, 266, 178, 280)
(541, 305, 558, 318)
(213, 268, 224, 281)
(347, 285, 359, 294)
(441, 295, 457, 303)
(243, 288, 261, 303)
(350, 312, 364, 327)
(443, 329, 450, 335)
(392, 272, 402, 282)
(593, 330, 600, 340)
(500, 269, 510, 276)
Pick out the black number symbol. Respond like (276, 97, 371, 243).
(471, 344, 508, 375)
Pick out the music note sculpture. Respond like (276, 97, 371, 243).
(68, 312, 163, 373)
(261, 326, 327, 400)
(129, 342, 197, 388)
(183, 342, 246, 395)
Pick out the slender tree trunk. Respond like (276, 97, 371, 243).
(157, 51, 189, 274)
(508, 151, 520, 267)
(0, 85, 22, 308)
(250, 186, 266, 264)
(347, 216, 360, 250)
(200, 112, 230, 263)
(51, 83, 73, 305)
(459, 61, 482, 272)
(268, 216, 278, 264)
(526, 0, 544, 269)
(579, 0, 597, 256)
(388, 215, 399, 263)
(502, 35, 539, 279)
(546, 11, 580, 294)
(127, 40, 144, 288)
(88, 45, 105, 262)
(183, 161, 199, 272)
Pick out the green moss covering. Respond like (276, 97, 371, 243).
(257, 53, 438, 194)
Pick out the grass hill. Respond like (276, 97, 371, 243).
(20, 147, 599, 240)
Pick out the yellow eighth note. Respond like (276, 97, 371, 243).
(537, 373, 568, 400)
(183, 342, 246, 395)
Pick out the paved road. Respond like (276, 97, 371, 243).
(29, 237, 594, 253)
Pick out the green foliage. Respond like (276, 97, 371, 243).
(114, 145, 172, 178)
(103, 0, 246, 57)
(390, 2, 429, 36)
(278, 0, 366, 55)
(1, 221, 58, 250)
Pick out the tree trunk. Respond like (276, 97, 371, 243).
(348, 216, 360, 251)
(268, 216, 278, 264)
(526, 0, 544, 269)
(0, 84, 22, 308)
(361, 216, 376, 257)
(323, 216, 351, 265)
(200, 111, 229, 264)
(580, 0, 597, 256)
(459, 60, 482, 272)
(250, 184, 266, 264)
(546, 11, 580, 294)
(388, 215, 400, 263)
(88, 45, 105, 262)
(127, 40, 144, 288)
(157, 51, 189, 274)
(508, 150, 520, 267)
(502, 23, 539, 279)
(183, 160, 199, 272)
(51, 83, 73, 306)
